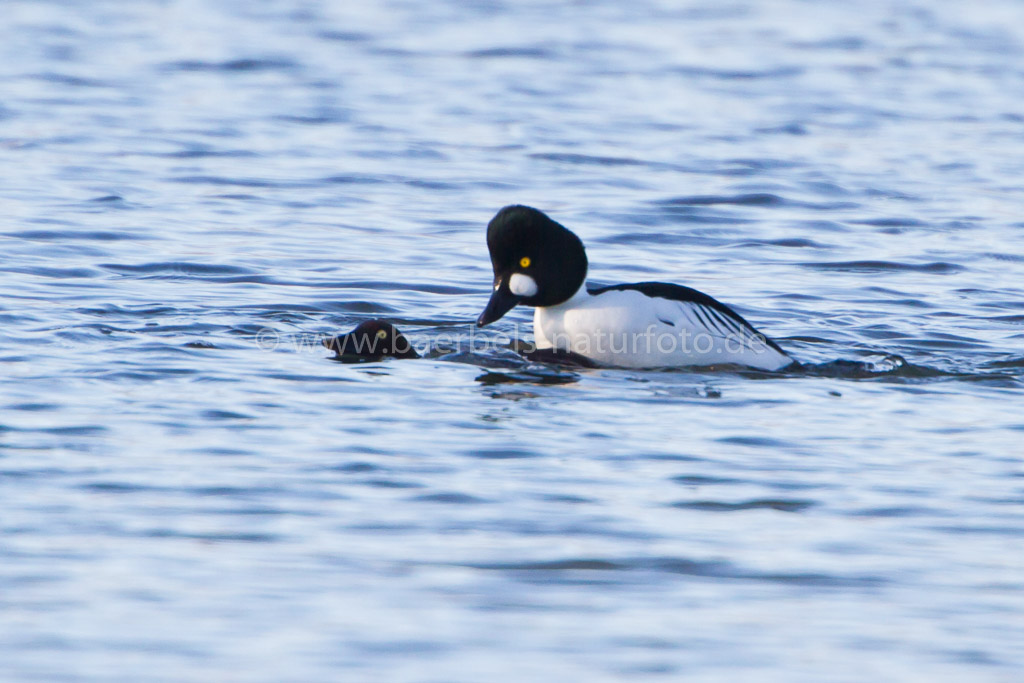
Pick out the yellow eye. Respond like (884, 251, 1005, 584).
(375, 329, 388, 340)
(519, 257, 531, 268)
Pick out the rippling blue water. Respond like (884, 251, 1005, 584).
(3, 1, 1024, 680)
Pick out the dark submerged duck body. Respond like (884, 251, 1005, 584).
(323, 319, 597, 369)
(324, 320, 419, 361)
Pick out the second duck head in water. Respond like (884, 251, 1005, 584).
(324, 320, 419, 362)
(476, 205, 794, 371)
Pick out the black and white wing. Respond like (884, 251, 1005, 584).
(590, 281, 790, 359)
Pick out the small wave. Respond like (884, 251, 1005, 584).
(4, 266, 101, 278)
(984, 356, 1024, 369)
(791, 356, 1021, 385)
(464, 448, 539, 459)
(314, 300, 398, 314)
(671, 475, 745, 486)
(161, 149, 257, 159)
(9, 229, 142, 242)
(670, 499, 814, 512)
(169, 175, 316, 188)
(200, 410, 252, 421)
(143, 529, 280, 543)
(6, 403, 60, 412)
(755, 123, 809, 135)
(529, 152, 650, 167)
(319, 281, 475, 295)
(328, 462, 381, 474)
(80, 195, 134, 210)
(162, 58, 298, 72)
(316, 30, 372, 42)
(410, 492, 489, 504)
(655, 194, 857, 211)
(852, 505, 949, 518)
(852, 217, 929, 227)
(32, 72, 109, 87)
(463, 555, 881, 587)
(75, 303, 178, 316)
(716, 436, 794, 448)
(37, 425, 108, 436)
(671, 65, 804, 80)
(799, 260, 964, 274)
(362, 479, 424, 490)
(642, 211, 755, 225)
(322, 173, 389, 185)
(275, 110, 351, 125)
(661, 192, 785, 207)
(790, 36, 867, 51)
(598, 231, 697, 245)
(465, 46, 554, 59)
(100, 262, 255, 276)
(79, 482, 159, 494)
(730, 237, 830, 248)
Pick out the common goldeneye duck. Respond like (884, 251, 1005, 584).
(476, 205, 795, 371)
(324, 320, 419, 361)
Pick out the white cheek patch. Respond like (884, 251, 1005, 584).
(509, 272, 538, 297)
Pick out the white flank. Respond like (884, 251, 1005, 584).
(534, 287, 791, 371)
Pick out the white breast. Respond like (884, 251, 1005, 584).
(534, 288, 791, 371)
